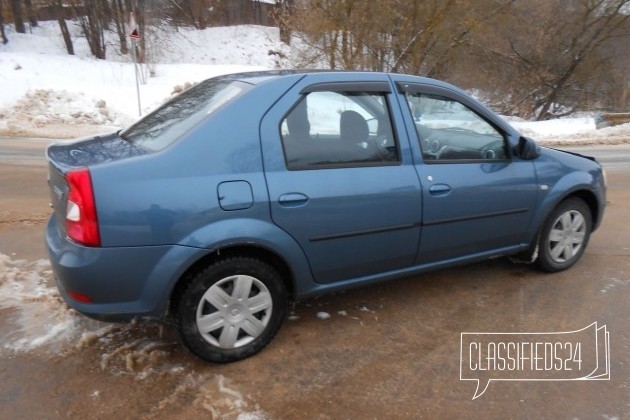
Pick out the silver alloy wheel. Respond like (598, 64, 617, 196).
(196, 275, 273, 349)
(547, 210, 586, 263)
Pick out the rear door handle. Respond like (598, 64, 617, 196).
(278, 193, 309, 207)
(429, 183, 451, 196)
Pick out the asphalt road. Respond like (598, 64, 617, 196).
(563, 145, 630, 171)
(0, 138, 628, 419)
(0, 137, 52, 166)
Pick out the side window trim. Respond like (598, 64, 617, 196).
(301, 81, 392, 94)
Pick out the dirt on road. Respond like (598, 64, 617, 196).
(0, 158, 628, 419)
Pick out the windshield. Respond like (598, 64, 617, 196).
(121, 79, 251, 151)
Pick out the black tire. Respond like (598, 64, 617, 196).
(175, 257, 287, 363)
(537, 198, 592, 272)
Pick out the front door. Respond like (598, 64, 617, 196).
(398, 85, 539, 263)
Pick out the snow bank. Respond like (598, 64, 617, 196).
(0, 21, 285, 137)
(508, 117, 630, 145)
(508, 117, 596, 138)
(536, 122, 630, 145)
(0, 88, 125, 137)
(0, 50, 262, 136)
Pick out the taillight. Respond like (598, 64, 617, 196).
(65, 168, 101, 246)
(67, 290, 93, 303)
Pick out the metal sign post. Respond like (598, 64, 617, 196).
(129, 11, 142, 117)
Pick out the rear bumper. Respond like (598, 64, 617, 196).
(45, 216, 206, 322)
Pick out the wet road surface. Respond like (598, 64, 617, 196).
(0, 140, 628, 419)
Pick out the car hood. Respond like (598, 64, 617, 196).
(546, 147, 597, 163)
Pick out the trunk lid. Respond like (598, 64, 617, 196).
(46, 132, 147, 169)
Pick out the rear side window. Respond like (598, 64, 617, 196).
(121, 80, 250, 152)
(280, 91, 399, 169)
(404, 92, 507, 162)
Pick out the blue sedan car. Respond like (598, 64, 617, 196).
(45, 71, 606, 362)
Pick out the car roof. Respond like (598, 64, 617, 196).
(220, 69, 448, 88)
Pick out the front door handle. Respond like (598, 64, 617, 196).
(429, 183, 451, 196)
(278, 193, 309, 207)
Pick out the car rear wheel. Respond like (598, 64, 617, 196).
(175, 257, 287, 363)
(537, 198, 592, 272)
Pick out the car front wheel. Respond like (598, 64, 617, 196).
(175, 257, 287, 363)
(537, 198, 592, 272)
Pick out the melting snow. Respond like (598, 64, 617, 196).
(316, 311, 331, 320)
(0, 253, 81, 352)
(0, 252, 268, 417)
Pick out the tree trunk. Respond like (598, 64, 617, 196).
(191, 0, 207, 30)
(56, 0, 74, 55)
(0, 0, 8, 44)
(100, 0, 111, 30)
(251, 0, 261, 25)
(58, 17, 74, 55)
(114, 0, 128, 54)
(24, 0, 37, 28)
(137, 0, 146, 63)
(77, 0, 106, 59)
(278, 0, 293, 45)
(10, 0, 26, 33)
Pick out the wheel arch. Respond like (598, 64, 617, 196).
(535, 192, 594, 272)
(522, 186, 601, 258)
(567, 189, 600, 230)
(168, 244, 296, 318)
(540, 188, 601, 236)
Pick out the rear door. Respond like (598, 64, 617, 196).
(395, 81, 539, 263)
(260, 75, 422, 284)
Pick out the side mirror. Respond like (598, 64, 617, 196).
(514, 136, 540, 160)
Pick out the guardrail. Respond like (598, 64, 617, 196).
(595, 113, 630, 129)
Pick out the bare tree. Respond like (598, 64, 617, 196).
(112, 0, 128, 54)
(51, 0, 74, 55)
(0, 0, 9, 44)
(474, 0, 630, 119)
(277, 0, 294, 44)
(136, 0, 146, 62)
(10, 0, 26, 33)
(605, 28, 630, 110)
(284, 0, 629, 117)
(74, 0, 107, 59)
(190, 0, 209, 29)
(24, 0, 37, 28)
(287, 0, 475, 73)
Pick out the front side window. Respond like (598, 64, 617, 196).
(121, 79, 250, 152)
(280, 91, 399, 169)
(404, 93, 507, 162)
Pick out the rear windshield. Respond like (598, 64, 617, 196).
(120, 79, 251, 151)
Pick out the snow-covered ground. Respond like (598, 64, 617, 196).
(508, 117, 630, 146)
(0, 21, 289, 137)
(1, 21, 629, 144)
